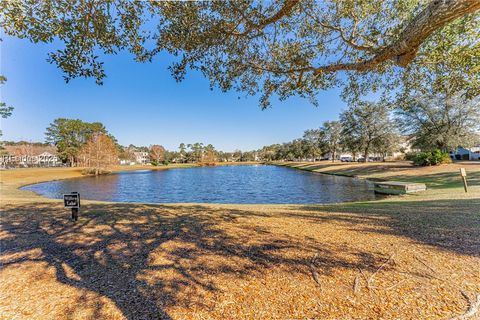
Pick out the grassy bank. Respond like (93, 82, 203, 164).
(0, 163, 479, 319)
(275, 160, 480, 189)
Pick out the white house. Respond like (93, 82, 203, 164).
(36, 152, 61, 167)
(1, 151, 62, 168)
(450, 146, 480, 161)
(134, 152, 150, 164)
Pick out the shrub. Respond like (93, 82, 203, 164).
(411, 150, 451, 166)
(405, 152, 417, 161)
(199, 161, 215, 166)
(150, 160, 159, 166)
(81, 168, 111, 175)
(162, 160, 170, 165)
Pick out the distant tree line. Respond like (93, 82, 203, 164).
(36, 118, 258, 172)
(146, 143, 258, 165)
(257, 92, 480, 162)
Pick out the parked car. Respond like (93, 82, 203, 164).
(340, 156, 353, 162)
(357, 157, 366, 162)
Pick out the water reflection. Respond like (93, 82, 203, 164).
(23, 165, 379, 204)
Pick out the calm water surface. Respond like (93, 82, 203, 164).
(22, 165, 379, 204)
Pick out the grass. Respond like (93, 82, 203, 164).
(276, 160, 480, 189)
(1, 162, 479, 319)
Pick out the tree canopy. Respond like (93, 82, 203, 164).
(45, 118, 110, 165)
(340, 101, 396, 160)
(78, 132, 118, 174)
(320, 121, 343, 162)
(0, 76, 13, 118)
(149, 144, 166, 165)
(396, 92, 480, 151)
(1, 0, 478, 108)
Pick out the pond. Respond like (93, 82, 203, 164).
(22, 165, 380, 204)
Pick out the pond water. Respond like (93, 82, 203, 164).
(22, 165, 379, 204)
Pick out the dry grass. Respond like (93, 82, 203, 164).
(1, 163, 479, 319)
(278, 160, 480, 189)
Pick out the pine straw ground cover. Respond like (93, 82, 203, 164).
(0, 164, 479, 319)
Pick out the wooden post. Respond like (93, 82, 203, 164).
(71, 208, 79, 221)
(460, 168, 468, 193)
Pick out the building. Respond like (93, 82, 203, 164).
(1, 145, 62, 168)
(119, 159, 136, 165)
(134, 151, 150, 164)
(0, 151, 63, 168)
(450, 146, 480, 161)
(36, 152, 61, 167)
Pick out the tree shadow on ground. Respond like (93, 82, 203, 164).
(384, 171, 480, 188)
(281, 162, 347, 171)
(285, 162, 416, 174)
(0, 202, 393, 319)
(452, 161, 480, 166)
(305, 166, 480, 189)
(289, 198, 480, 257)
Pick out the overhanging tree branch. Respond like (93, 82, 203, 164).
(232, 0, 299, 36)
(244, 0, 479, 77)
(313, 0, 480, 74)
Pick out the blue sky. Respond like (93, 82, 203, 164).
(1, 35, 347, 151)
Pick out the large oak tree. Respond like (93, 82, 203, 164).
(1, 0, 478, 107)
(396, 92, 480, 151)
(340, 101, 397, 161)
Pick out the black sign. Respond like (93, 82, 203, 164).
(64, 193, 80, 208)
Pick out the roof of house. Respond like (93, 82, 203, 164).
(3, 145, 57, 156)
(37, 151, 57, 157)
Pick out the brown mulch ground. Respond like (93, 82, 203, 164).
(1, 199, 479, 319)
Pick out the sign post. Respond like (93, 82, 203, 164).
(460, 168, 468, 193)
(64, 192, 81, 221)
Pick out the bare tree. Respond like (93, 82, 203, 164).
(149, 145, 166, 165)
(79, 133, 118, 175)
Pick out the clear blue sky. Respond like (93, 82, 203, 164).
(1, 35, 347, 151)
